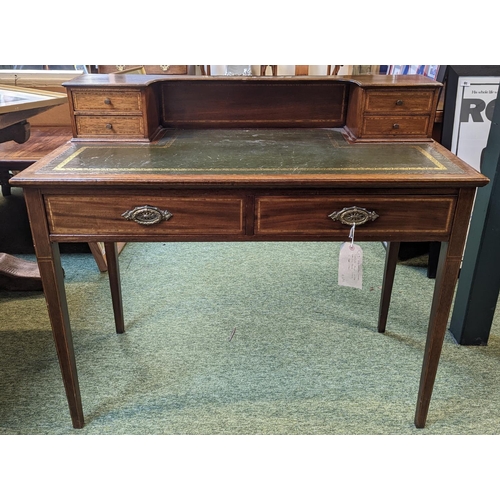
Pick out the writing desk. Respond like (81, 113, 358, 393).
(10, 77, 488, 429)
(0, 85, 67, 289)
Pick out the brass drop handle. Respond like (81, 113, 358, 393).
(104, 98, 111, 105)
(328, 206, 379, 226)
(393, 123, 400, 129)
(122, 205, 173, 225)
(396, 99, 404, 106)
(105, 123, 113, 130)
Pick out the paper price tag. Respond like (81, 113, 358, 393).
(338, 242, 363, 289)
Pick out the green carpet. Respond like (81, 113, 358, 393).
(1, 239, 499, 435)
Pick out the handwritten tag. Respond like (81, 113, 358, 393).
(338, 243, 363, 289)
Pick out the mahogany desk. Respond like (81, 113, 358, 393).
(11, 126, 488, 429)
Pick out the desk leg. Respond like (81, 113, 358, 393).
(414, 188, 476, 428)
(24, 189, 84, 428)
(104, 242, 125, 333)
(378, 242, 400, 333)
(414, 242, 461, 427)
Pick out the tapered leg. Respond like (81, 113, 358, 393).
(24, 189, 84, 428)
(104, 242, 125, 334)
(414, 242, 462, 427)
(378, 242, 400, 333)
(414, 188, 477, 428)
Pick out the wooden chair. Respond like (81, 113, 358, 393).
(199, 66, 342, 77)
(297, 66, 343, 75)
(262, 65, 343, 76)
(113, 66, 147, 75)
(98, 65, 188, 75)
(327, 65, 342, 75)
(260, 65, 278, 76)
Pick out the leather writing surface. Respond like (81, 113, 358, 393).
(40, 129, 464, 177)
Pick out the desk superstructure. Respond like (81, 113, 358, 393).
(63, 74, 442, 143)
(11, 75, 488, 429)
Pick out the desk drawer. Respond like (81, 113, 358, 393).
(256, 196, 455, 238)
(361, 116, 430, 137)
(45, 194, 245, 236)
(75, 116, 145, 136)
(365, 90, 435, 113)
(72, 91, 142, 112)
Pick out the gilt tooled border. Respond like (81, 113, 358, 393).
(51, 131, 447, 173)
(53, 132, 179, 171)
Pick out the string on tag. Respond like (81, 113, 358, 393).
(338, 222, 363, 289)
(349, 223, 356, 249)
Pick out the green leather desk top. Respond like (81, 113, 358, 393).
(12, 129, 487, 188)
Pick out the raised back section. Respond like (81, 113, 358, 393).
(160, 79, 349, 128)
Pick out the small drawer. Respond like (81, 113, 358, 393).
(75, 116, 145, 136)
(45, 194, 245, 236)
(364, 90, 435, 113)
(362, 116, 430, 137)
(72, 91, 142, 112)
(255, 195, 455, 238)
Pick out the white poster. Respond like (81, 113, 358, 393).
(451, 76, 499, 170)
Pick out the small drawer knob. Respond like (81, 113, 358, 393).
(396, 99, 404, 106)
(104, 98, 111, 105)
(105, 123, 113, 130)
(393, 123, 400, 129)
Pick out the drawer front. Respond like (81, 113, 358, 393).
(45, 194, 245, 236)
(362, 116, 430, 137)
(256, 196, 455, 238)
(72, 91, 142, 112)
(75, 116, 145, 136)
(365, 90, 435, 113)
